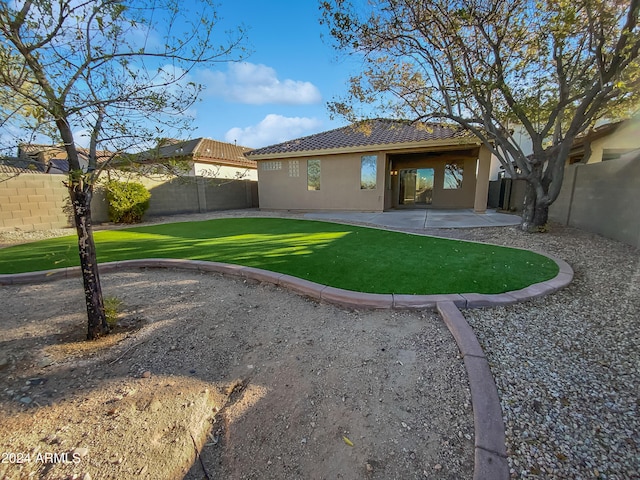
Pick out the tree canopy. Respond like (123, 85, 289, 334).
(0, 0, 246, 168)
(321, 0, 640, 229)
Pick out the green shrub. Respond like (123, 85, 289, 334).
(105, 180, 151, 223)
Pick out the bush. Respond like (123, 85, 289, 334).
(105, 180, 151, 223)
(103, 296, 123, 328)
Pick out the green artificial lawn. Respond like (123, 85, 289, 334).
(0, 217, 559, 294)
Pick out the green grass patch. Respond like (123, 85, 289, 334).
(0, 218, 559, 294)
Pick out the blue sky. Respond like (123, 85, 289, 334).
(185, 0, 357, 148)
(0, 1, 357, 153)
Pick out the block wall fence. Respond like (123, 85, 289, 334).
(489, 157, 639, 248)
(0, 174, 71, 231)
(0, 173, 258, 232)
(549, 157, 640, 249)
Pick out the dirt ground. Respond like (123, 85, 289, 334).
(0, 266, 474, 480)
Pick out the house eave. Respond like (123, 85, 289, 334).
(248, 137, 482, 161)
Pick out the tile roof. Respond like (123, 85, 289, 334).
(0, 158, 47, 174)
(19, 144, 114, 164)
(143, 138, 256, 169)
(77, 148, 114, 164)
(247, 119, 477, 157)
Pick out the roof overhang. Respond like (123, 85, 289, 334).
(248, 137, 483, 161)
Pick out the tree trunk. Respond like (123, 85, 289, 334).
(521, 181, 550, 232)
(70, 182, 109, 340)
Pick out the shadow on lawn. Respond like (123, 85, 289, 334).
(0, 218, 559, 294)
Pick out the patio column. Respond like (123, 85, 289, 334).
(474, 145, 491, 213)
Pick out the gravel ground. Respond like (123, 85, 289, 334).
(458, 226, 639, 480)
(1, 210, 638, 479)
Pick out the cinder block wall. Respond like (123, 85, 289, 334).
(550, 158, 640, 248)
(548, 165, 577, 226)
(1, 173, 259, 232)
(0, 174, 71, 231)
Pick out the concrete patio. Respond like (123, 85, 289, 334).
(304, 208, 521, 229)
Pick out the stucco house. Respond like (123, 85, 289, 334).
(246, 119, 493, 213)
(140, 137, 257, 180)
(568, 116, 640, 164)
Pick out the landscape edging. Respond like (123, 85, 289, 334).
(0, 254, 574, 480)
(0, 253, 573, 305)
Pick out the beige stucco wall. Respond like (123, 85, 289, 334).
(586, 118, 640, 163)
(257, 145, 491, 212)
(193, 162, 258, 181)
(258, 152, 386, 211)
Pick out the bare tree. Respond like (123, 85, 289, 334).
(321, 0, 640, 230)
(0, 0, 247, 338)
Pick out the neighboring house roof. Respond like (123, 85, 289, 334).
(246, 119, 479, 159)
(0, 158, 47, 174)
(18, 144, 64, 162)
(18, 144, 114, 171)
(77, 148, 114, 165)
(144, 137, 256, 169)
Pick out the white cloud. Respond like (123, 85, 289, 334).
(225, 114, 323, 148)
(201, 62, 322, 105)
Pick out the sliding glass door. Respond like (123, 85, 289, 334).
(399, 168, 434, 205)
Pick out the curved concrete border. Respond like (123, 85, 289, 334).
(437, 301, 510, 480)
(0, 253, 574, 480)
(0, 254, 573, 307)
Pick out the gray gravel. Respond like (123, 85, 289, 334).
(457, 225, 639, 480)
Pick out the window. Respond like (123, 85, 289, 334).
(288, 160, 299, 177)
(307, 159, 320, 190)
(261, 161, 282, 171)
(444, 163, 464, 189)
(360, 155, 377, 189)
